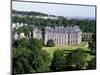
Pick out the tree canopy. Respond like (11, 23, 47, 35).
(67, 49, 89, 70)
(46, 39, 55, 47)
(12, 38, 51, 74)
(50, 50, 66, 71)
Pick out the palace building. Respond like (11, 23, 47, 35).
(28, 26, 82, 45)
(13, 26, 82, 45)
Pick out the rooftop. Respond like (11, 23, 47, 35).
(44, 26, 81, 33)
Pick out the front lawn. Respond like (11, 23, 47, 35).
(42, 41, 90, 57)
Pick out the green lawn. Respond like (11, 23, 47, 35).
(42, 41, 90, 57)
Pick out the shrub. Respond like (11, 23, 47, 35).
(46, 39, 55, 47)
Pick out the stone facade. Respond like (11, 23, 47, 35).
(31, 26, 82, 45)
(82, 32, 95, 42)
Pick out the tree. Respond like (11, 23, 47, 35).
(12, 38, 30, 48)
(67, 49, 89, 70)
(50, 50, 66, 71)
(12, 47, 34, 74)
(12, 38, 45, 74)
(28, 50, 51, 72)
(13, 38, 43, 51)
(12, 39, 20, 48)
(18, 38, 30, 48)
(15, 25, 33, 35)
(88, 41, 96, 55)
(46, 39, 55, 47)
(87, 57, 96, 69)
(12, 44, 51, 74)
(29, 38, 43, 51)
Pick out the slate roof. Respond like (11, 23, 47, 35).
(45, 26, 81, 33)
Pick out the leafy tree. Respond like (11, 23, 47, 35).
(67, 49, 89, 70)
(18, 38, 30, 48)
(12, 39, 19, 48)
(29, 50, 51, 72)
(29, 38, 43, 51)
(87, 57, 96, 69)
(12, 16, 20, 23)
(12, 38, 29, 48)
(13, 42, 51, 74)
(12, 38, 43, 51)
(50, 50, 66, 71)
(88, 41, 96, 55)
(12, 47, 34, 74)
(15, 25, 33, 35)
(40, 39, 45, 46)
(46, 39, 55, 47)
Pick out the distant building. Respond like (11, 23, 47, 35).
(13, 26, 82, 45)
(20, 33, 25, 39)
(13, 32, 25, 39)
(82, 32, 95, 42)
(30, 26, 82, 45)
(12, 23, 28, 29)
(35, 16, 58, 20)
